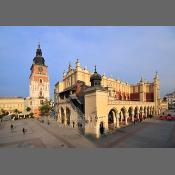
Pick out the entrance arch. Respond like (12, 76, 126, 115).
(61, 107, 65, 124)
(134, 107, 139, 122)
(120, 107, 127, 125)
(99, 121, 105, 135)
(108, 109, 116, 130)
(66, 107, 71, 126)
(128, 107, 133, 123)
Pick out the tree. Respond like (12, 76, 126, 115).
(39, 99, 52, 117)
(26, 107, 31, 113)
(1, 109, 6, 115)
(14, 109, 20, 116)
(163, 97, 167, 102)
(5, 111, 9, 115)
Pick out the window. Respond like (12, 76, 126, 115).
(40, 79, 43, 83)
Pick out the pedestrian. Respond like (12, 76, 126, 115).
(73, 121, 75, 128)
(100, 122, 105, 135)
(10, 124, 13, 130)
(22, 128, 25, 135)
(48, 120, 50, 125)
(140, 118, 142, 123)
(133, 118, 136, 124)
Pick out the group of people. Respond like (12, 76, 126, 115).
(133, 117, 143, 124)
(10, 124, 27, 135)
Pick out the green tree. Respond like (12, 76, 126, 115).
(1, 109, 6, 115)
(26, 107, 31, 113)
(163, 97, 167, 102)
(14, 109, 20, 116)
(39, 99, 52, 117)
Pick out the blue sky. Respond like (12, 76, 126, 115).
(0, 26, 175, 98)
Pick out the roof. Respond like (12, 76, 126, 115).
(59, 80, 89, 94)
(0, 96, 24, 99)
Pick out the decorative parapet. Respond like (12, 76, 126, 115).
(108, 97, 155, 106)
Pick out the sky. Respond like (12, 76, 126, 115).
(0, 26, 175, 98)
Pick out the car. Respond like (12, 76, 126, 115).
(159, 116, 167, 120)
(167, 116, 175, 121)
(166, 116, 172, 121)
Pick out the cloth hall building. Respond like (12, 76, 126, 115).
(54, 59, 162, 138)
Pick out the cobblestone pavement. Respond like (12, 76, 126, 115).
(0, 117, 175, 148)
(0, 118, 96, 148)
(92, 118, 175, 148)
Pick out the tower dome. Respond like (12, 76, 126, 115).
(90, 65, 102, 87)
(33, 44, 45, 65)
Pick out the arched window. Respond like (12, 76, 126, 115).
(40, 79, 42, 83)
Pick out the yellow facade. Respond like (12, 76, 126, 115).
(57, 59, 157, 101)
(0, 97, 25, 113)
(54, 59, 166, 138)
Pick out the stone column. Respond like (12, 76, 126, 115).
(120, 112, 123, 125)
(140, 111, 143, 120)
(131, 111, 134, 122)
(136, 111, 139, 121)
(125, 112, 129, 125)
(116, 113, 120, 128)
(63, 108, 67, 126)
(145, 110, 147, 118)
(112, 111, 116, 128)
(147, 109, 150, 116)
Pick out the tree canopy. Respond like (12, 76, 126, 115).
(39, 99, 52, 116)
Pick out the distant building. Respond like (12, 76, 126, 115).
(0, 97, 25, 113)
(0, 44, 50, 117)
(54, 59, 163, 138)
(165, 91, 175, 109)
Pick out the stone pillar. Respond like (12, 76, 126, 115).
(131, 111, 134, 122)
(120, 112, 123, 125)
(112, 111, 116, 127)
(116, 113, 120, 128)
(147, 109, 150, 116)
(136, 111, 139, 121)
(145, 110, 147, 118)
(140, 111, 143, 119)
(125, 112, 129, 125)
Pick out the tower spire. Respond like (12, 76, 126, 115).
(38, 42, 40, 49)
(140, 76, 143, 83)
(36, 42, 42, 56)
(154, 71, 159, 80)
(94, 65, 97, 73)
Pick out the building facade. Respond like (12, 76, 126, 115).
(27, 44, 50, 116)
(165, 91, 175, 109)
(0, 44, 50, 117)
(0, 97, 25, 113)
(54, 59, 162, 138)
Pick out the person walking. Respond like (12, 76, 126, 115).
(133, 118, 136, 125)
(22, 128, 25, 135)
(10, 124, 13, 131)
(73, 121, 75, 128)
(100, 122, 105, 135)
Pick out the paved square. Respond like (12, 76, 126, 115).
(0, 117, 175, 148)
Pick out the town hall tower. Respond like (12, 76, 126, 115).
(29, 44, 50, 116)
